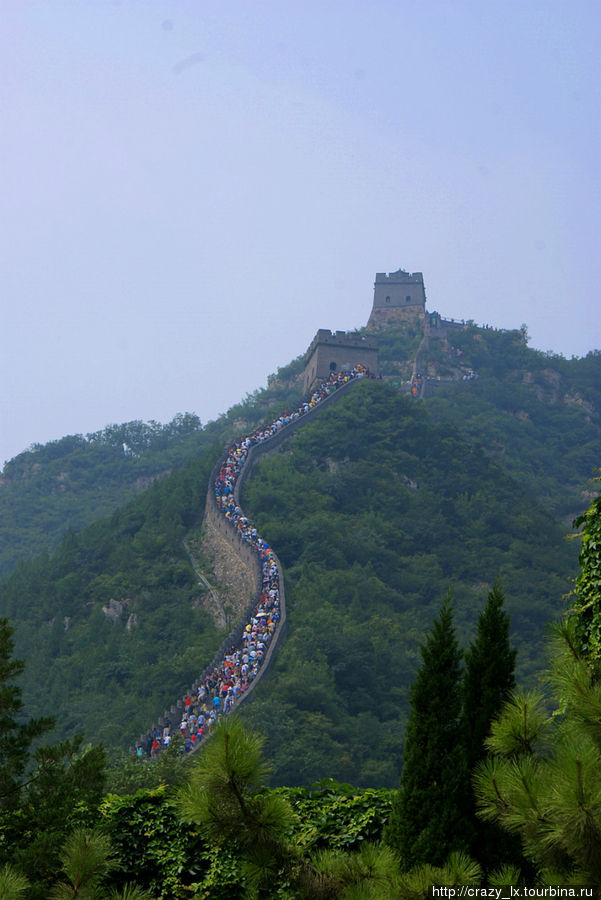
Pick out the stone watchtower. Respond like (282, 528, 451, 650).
(302, 330, 379, 393)
(366, 268, 426, 330)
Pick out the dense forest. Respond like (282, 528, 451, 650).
(0, 324, 598, 777)
(0, 490, 600, 895)
(238, 380, 576, 784)
(0, 319, 600, 895)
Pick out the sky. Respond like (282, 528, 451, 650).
(1, 0, 599, 467)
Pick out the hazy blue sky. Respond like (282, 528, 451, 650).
(2, 1, 599, 467)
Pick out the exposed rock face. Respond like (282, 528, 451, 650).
(102, 598, 124, 623)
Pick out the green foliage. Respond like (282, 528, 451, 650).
(384, 595, 472, 868)
(462, 584, 520, 870)
(474, 609, 601, 884)
(310, 842, 401, 899)
(0, 414, 207, 579)
(463, 583, 516, 769)
(97, 774, 397, 899)
(50, 828, 115, 899)
(396, 850, 482, 898)
(0, 448, 222, 749)
(284, 781, 393, 853)
(569, 476, 601, 663)
(178, 718, 306, 896)
(241, 380, 576, 785)
(0, 864, 29, 899)
(6, 736, 107, 893)
(423, 332, 601, 518)
(107, 736, 189, 795)
(0, 618, 54, 810)
(100, 789, 203, 899)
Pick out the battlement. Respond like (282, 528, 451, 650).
(302, 330, 379, 393)
(305, 329, 379, 357)
(374, 269, 424, 286)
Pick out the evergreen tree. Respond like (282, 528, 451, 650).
(384, 594, 472, 868)
(463, 582, 516, 770)
(178, 717, 337, 897)
(474, 487, 601, 884)
(0, 618, 53, 810)
(462, 583, 520, 871)
(474, 623, 601, 883)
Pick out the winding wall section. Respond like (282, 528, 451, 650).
(134, 372, 369, 753)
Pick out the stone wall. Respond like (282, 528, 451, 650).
(238, 374, 364, 485)
(366, 305, 426, 332)
(133, 376, 369, 751)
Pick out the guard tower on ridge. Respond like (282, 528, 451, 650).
(366, 268, 426, 331)
(302, 330, 379, 393)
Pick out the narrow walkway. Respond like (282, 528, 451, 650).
(134, 367, 374, 757)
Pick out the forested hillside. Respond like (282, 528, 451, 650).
(0, 323, 598, 782)
(0, 414, 207, 578)
(238, 380, 577, 785)
(0, 360, 305, 578)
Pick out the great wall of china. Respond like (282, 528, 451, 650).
(134, 372, 369, 754)
(134, 268, 513, 753)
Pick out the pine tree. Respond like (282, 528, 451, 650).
(0, 618, 53, 810)
(178, 717, 338, 898)
(462, 583, 520, 871)
(384, 593, 472, 869)
(474, 624, 601, 883)
(474, 487, 601, 884)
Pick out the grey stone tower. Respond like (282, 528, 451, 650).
(366, 268, 426, 330)
(302, 330, 379, 393)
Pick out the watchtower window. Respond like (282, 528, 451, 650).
(406, 295, 411, 303)
(329, 361, 337, 372)
(385, 296, 390, 303)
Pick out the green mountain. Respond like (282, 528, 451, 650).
(0, 361, 305, 579)
(238, 378, 578, 785)
(0, 323, 598, 786)
(0, 414, 207, 579)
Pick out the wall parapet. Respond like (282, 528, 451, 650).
(134, 373, 369, 754)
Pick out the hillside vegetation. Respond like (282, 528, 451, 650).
(238, 379, 577, 785)
(0, 356, 306, 579)
(0, 324, 598, 782)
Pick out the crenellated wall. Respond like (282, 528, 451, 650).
(134, 373, 368, 753)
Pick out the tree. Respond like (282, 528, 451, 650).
(49, 828, 152, 900)
(0, 618, 109, 896)
(474, 624, 601, 883)
(384, 594, 472, 868)
(50, 828, 115, 899)
(11, 736, 107, 893)
(0, 864, 29, 899)
(0, 618, 53, 810)
(462, 583, 520, 870)
(463, 583, 516, 770)
(178, 717, 338, 898)
(569, 475, 601, 663)
(474, 486, 601, 883)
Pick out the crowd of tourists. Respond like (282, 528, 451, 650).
(138, 365, 371, 758)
